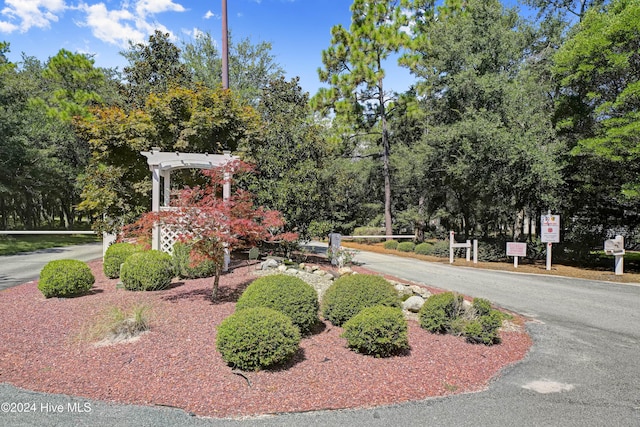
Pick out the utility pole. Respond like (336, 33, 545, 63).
(221, 0, 229, 89)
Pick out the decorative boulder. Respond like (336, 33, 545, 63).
(402, 295, 426, 313)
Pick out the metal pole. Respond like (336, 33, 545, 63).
(221, 0, 229, 89)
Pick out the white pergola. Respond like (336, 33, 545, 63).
(141, 148, 238, 252)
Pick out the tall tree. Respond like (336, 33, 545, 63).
(313, 0, 410, 237)
(554, 0, 640, 233)
(121, 30, 191, 109)
(244, 77, 328, 238)
(182, 31, 285, 106)
(522, 0, 605, 22)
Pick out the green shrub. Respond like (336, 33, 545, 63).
(104, 242, 144, 278)
(418, 292, 464, 333)
(120, 250, 174, 291)
(321, 274, 399, 326)
(353, 227, 385, 243)
(463, 310, 503, 345)
(397, 241, 416, 252)
(472, 298, 493, 317)
(172, 241, 217, 279)
(38, 259, 95, 298)
(342, 306, 409, 357)
(429, 240, 451, 258)
(216, 307, 301, 371)
(235, 274, 319, 334)
(414, 242, 433, 255)
(383, 240, 399, 250)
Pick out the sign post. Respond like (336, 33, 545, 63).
(540, 214, 560, 271)
(506, 242, 527, 268)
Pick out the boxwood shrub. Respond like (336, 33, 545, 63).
(418, 292, 464, 334)
(321, 274, 399, 327)
(414, 242, 433, 255)
(235, 274, 319, 334)
(397, 241, 416, 252)
(383, 240, 399, 250)
(216, 307, 301, 371)
(463, 310, 503, 345)
(104, 242, 144, 279)
(38, 259, 95, 298)
(172, 241, 216, 279)
(120, 250, 174, 291)
(342, 305, 409, 357)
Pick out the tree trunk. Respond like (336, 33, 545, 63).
(415, 195, 425, 243)
(380, 78, 393, 239)
(211, 270, 220, 301)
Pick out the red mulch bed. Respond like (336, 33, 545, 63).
(0, 260, 532, 419)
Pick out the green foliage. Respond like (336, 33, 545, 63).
(78, 303, 151, 343)
(342, 305, 409, 357)
(321, 274, 400, 327)
(463, 310, 503, 345)
(472, 298, 493, 317)
(171, 241, 217, 279)
(120, 250, 174, 291)
(38, 259, 95, 298)
(418, 292, 464, 334)
(235, 274, 319, 334)
(353, 227, 385, 243)
(397, 241, 416, 252)
(414, 242, 433, 255)
(216, 307, 301, 371)
(383, 240, 399, 250)
(103, 242, 144, 279)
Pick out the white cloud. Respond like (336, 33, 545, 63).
(0, 0, 66, 33)
(77, 0, 186, 47)
(135, 0, 185, 19)
(203, 10, 218, 20)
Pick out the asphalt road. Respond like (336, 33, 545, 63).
(1, 245, 639, 426)
(0, 243, 104, 291)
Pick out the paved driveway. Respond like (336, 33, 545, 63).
(1, 245, 639, 426)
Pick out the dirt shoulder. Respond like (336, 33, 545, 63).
(341, 241, 640, 285)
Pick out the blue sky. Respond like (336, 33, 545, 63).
(0, 0, 532, 96)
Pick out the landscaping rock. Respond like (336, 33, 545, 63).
(402, 295, 425, 313)
(338, 267, 354, 276)
(260, 259, 279, 270)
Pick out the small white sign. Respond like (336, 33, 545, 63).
(506, 242, 527, 257)
(541, 214, 560, 243)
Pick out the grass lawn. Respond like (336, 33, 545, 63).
(0, 234, 101, 256)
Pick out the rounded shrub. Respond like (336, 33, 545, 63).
(216, 307, 301, 371)
(235, 274, 319, 334)
(321, 274, 399, 327)
(414, 242, 433, 255)
(172, 241, 216, 279)
(463, 310, 503, 345)
(383, 240, 399, 250)
(397, 241, 416, 252)
(418, 292, 464, 334)
(104, 242, 144, 279)
(120, 250, 174, 291)
(342, 305, 409, 357)
(38, 259, 95, 298)
(472, 297, 493, 317)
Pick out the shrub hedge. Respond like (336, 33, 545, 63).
(216, 307, 301, 371)
(397, 241, 416, 252)
(321, 274, 399, 326)
(418, 292, 464, 334)
(383, 240, 399, 250)
(120, 250, 174, 291)
(103, 242, 144, 279)
(342, 305, 409, 357)
(38, 259, 95, 298)
(414, 242, 433, 255)
(235, 274, 319, 334)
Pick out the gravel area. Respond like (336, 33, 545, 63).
(0, 259, 532, 419)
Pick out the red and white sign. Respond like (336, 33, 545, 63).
(506, 242, 527, 257)
(541, 214, 560, 243)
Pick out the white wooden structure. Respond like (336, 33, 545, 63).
(141, 149, 237, 253)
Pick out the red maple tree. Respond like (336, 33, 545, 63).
(125, 160, 297, 300)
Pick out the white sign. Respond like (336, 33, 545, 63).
(506, 242, 527, 257)
(541, 214, 560, 243)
